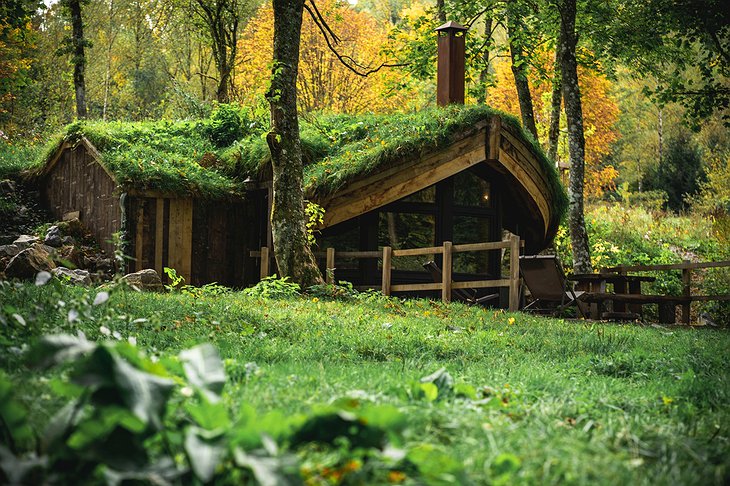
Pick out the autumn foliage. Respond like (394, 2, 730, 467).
(235, 0, 414, 114)
(488, 50, 619, 198)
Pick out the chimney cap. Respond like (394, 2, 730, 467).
(435, 20, 468, 33)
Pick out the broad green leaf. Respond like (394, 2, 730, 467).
(420, 367, 453, 397)
(104, 457, 183, 486)
(179, 344, 226, 402)
(454, 383, 477, 400)
(26, 333, 96, 370)
(418, 382, 439, 402)
(67, 407, 145, 450)
(184, 426, 227, 483)
(233, 447, 301, 486)
(186, 397, 231, 431)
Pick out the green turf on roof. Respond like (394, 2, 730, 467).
(32, 106, 567, 225)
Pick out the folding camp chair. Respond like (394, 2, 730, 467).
(422, 261, 500, 306)
(519, 255, 588, 318)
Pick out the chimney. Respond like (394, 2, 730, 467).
(435, 21, 468, 106)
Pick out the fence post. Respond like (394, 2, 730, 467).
(326, 248, 335, 284)
(381, 246, 392, 296)
(260, 246, 269, 280)
(509, 234, 520, 311)
(682, 260, 691, 324)
(442, 241, 452, 303)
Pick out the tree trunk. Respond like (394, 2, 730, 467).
(266, 0, 323, 287)
(548, 30, 563, 161)
(559, 0, 592, 274)
(69, 0, 87, 119)
(436, 0, 446, 23)
(476, 15, 493, 104)
(507, 21, 538, 140)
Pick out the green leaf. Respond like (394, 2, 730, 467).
(233, 447, 301, 486)
(420, 367, 454, 397)
(454, 383, 477, 400)
(184, 426, 227, 483)
(73, 346, 175, 430)
(418, 382, 439, 402)
(186, 396, 231, 431)
(179, 344, 226, 402)
(67, 407, 145, 450)
(26, 333, 96, 370)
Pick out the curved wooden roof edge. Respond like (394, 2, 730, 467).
(317, 114, 560, 250)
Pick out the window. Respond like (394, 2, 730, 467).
(379, 212, 435, 270)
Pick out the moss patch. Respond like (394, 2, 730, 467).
(11, 106, 566, 220)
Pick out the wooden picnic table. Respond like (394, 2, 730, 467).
(570, 273, 656, 320)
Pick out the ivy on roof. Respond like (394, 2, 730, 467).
(30, 105, 567, 219)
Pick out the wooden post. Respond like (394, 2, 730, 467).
(509, 234, 520, 311)
(260, 246, 269, 280)
(154, 198, 164, 275)
(682, 261, 691, 324)
(381, 246, 392, 296)
(442, 241, 452, 303)
(326, 247, 335, 284)
(135, 204, 144, 272)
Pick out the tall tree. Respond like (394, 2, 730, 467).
(192, 0, 246, 103)
(60, 0, 89, 119)
(556, 0, 591, 273)
(547, 29, 563, 161)
(267, 0, 322, 287)
(507, 15, 538, 139)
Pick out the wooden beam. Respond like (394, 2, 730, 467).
(326, 247, 335, 283)
(260, 246, 269, 280)
(509, 234, 520, 311)
(168, 198, 193, 283)
(155, 198, 164, 275)
(442, 241, 452, 303)
(321, 131, 487, 227)
(392, 245, 445, 257)
(487, 115, 501, 160)
(495, 148, 551, 236)
(603, 261, 730, 272)
(135, 203, 144, 272)
(381, 246, 392, 296)
(391, 282, 442, 292)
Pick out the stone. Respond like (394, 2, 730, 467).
(0, 244, 21, 258)
(52, 267, 92, 285)
(57, 218, 86, 240)
(4, 244, 56, 279)
(122, 269, 164, 292)
(61, 236, 76, 246)
(0, 179, 16, 195)
(44, 225, 63, 247)
(13, 235, 40, 249)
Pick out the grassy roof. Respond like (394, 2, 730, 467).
(17, 105, 566, 219)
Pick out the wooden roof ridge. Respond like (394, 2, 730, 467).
(315, 113, 560, 248)
(40, 136, 118, 184)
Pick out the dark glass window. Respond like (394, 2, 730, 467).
(453, 215, 491, 274)
(379, 212, 435, 270)
(453, 171, 492, 208)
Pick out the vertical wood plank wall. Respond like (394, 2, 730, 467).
(43, 146, 121, 255)
(167, 199, 193, 283)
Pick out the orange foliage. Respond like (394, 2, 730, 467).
(488, 51, 619, 197)
(235, 0, 414, 113)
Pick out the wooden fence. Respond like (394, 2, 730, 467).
(602, 260, 730, 324)
(251, 235, 522, 311)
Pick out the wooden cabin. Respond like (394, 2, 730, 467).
(36, 107, 565, 295)
(38, 135, 260, 286)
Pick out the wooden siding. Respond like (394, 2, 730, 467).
(42, 145, 121, 255)
(127, 196, 251, 287)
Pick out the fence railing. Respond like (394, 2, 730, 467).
(251, 235, 522, 311)
(602, 260, 730, 324)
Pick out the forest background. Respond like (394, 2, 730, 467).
(0, 0, 728, 255)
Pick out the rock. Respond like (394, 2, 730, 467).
(52, 267, 92, 285)
(0, 179, 16, 195)
(44, 225, 63, 247)
(0, 244, 21, 258)
(13, 235, 40, 249)
(57, 218, 86, 240)
(5, 244, 56, 279)
(61, 236, 76, 246)
(122, 269, 164, 292)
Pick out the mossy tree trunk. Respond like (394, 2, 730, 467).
(558, 0, 592, 274)
(266, 0, 323, 288)
(507, 19, 538, 141)
(548, 30, 564, 162)
(64, 0, 88, 119)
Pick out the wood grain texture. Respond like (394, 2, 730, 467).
(167, 198, 193, 283)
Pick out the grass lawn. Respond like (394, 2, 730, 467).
(1, 281, 729, 485)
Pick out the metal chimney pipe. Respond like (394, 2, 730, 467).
(436, 21, 468, 106)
